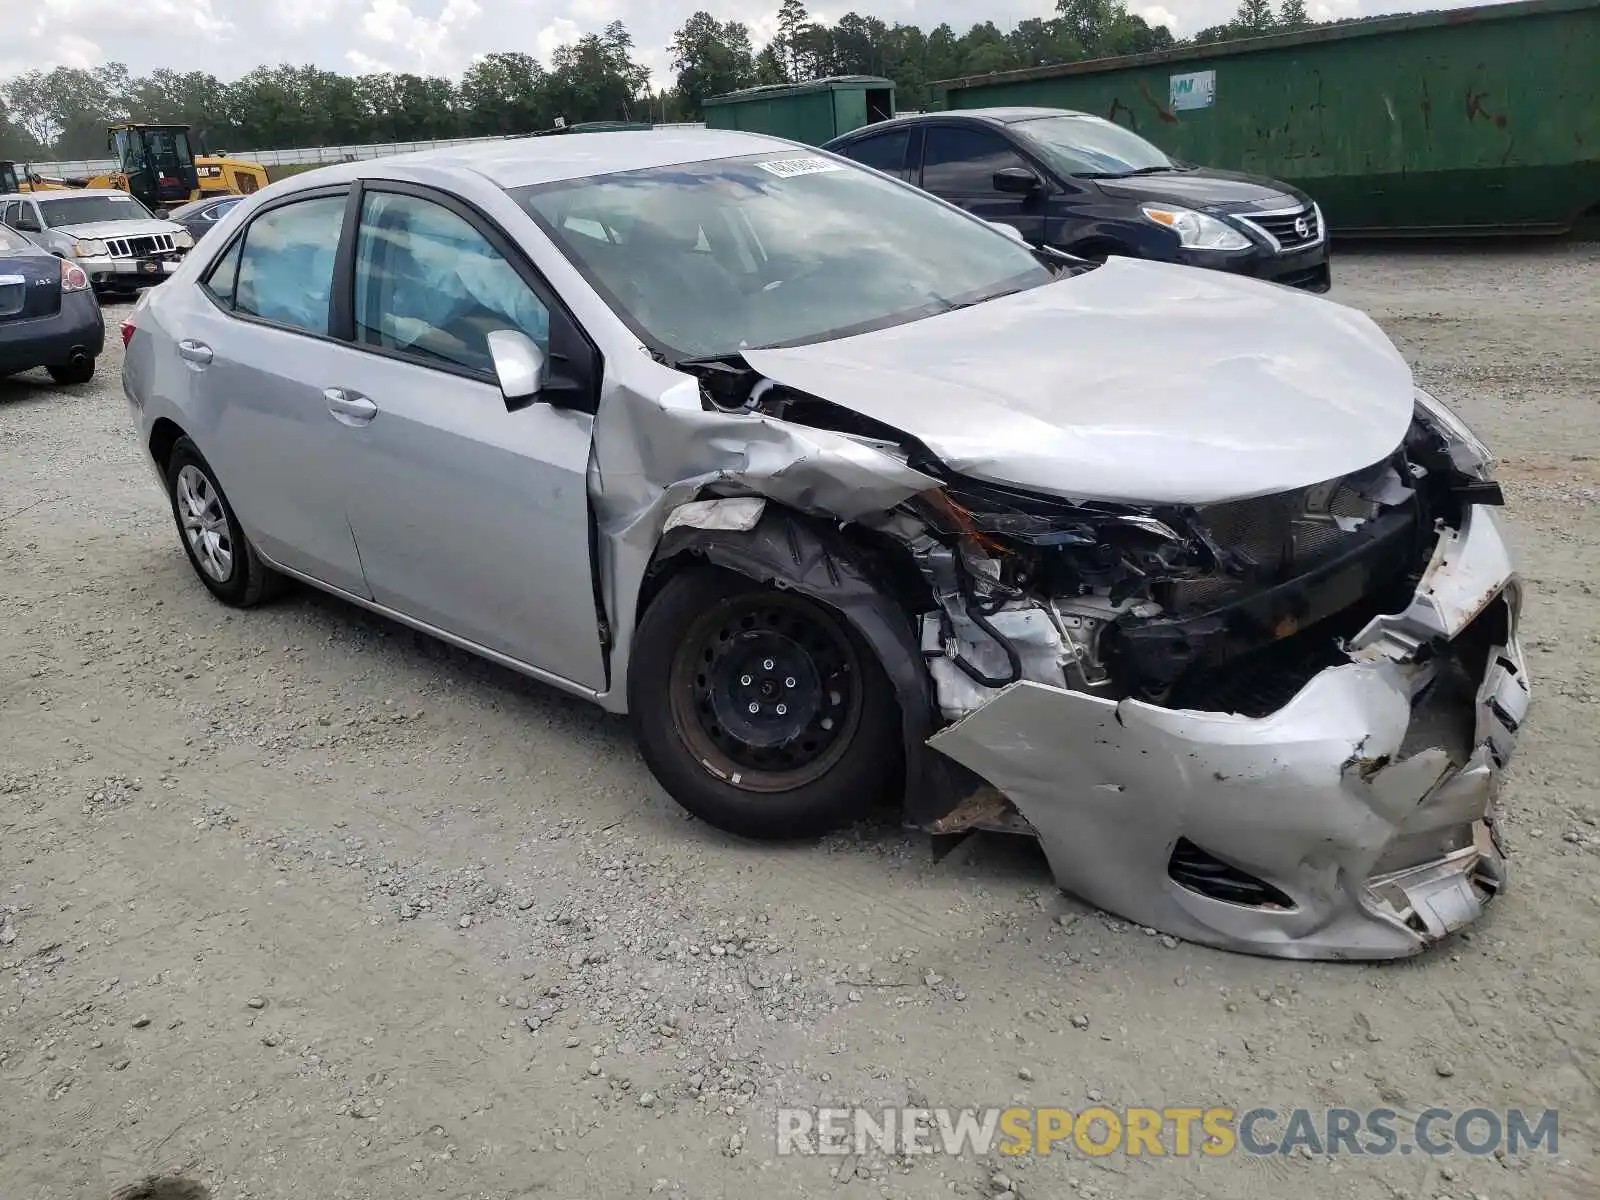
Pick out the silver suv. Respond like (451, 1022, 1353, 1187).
(1, 189, 192, 295)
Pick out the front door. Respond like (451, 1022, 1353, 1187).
(177, 187, 369, 595)
(916, 125, 1049, 246)
(331, 185, 606, 690)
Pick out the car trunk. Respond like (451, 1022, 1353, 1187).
(0, 260, 62, 321)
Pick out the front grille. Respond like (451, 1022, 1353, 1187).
(104, 233, 176, 259)
(1241, 206, 1321, 252)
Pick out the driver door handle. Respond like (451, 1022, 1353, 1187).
(177, 339, 212, 365)
(325, 387, 378, 424)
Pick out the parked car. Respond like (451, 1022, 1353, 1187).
(0, 220, 103, 384)
(122, 130, 1523, 960)
(167, 194, 245, 243)
(0, 189, 193, 297)
(825, 108, 1331, 292)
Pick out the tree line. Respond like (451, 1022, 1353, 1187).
(2, 0, 1322, 162)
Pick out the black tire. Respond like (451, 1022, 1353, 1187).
(164, 436, 283, 607)
(629, 566, 901, 840)
(47, 357, 95, 385)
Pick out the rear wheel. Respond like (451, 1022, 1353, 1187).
(164, 436, 283, 607)
(629, 567, 901, 839)
(47, 357, 95, 385)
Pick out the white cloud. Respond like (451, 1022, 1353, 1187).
(1138, 6, 1180, 33)
(54, 34, 107, 70)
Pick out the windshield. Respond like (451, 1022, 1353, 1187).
(515, 152, 1052, 360)
(0, 224, 29, 252)
(1011, 115, 1178, 178)
(1, 163, 18, 195)
(115, 128, 192, 173)
(40, 194, 155, 226)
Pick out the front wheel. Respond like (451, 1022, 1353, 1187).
(629, 567, 901, 839)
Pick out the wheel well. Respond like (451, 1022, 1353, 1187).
(634, 502, 930, 631)
(148, 417, 186, 475)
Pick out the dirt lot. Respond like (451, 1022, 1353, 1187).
(2, 244, 1597, 1200)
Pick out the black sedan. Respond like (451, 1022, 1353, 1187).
(0, 222, 104, 385)
(166, 194, 244, 243)
(825, 107, 1330, 293)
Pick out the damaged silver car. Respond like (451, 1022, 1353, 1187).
(122, 130, 1528, 961)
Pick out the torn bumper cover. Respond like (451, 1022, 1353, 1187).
(929, 505, 1529, 961)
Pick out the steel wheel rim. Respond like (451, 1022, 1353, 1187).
(668, 591, 864, 794)
(175, 464, 233, 583)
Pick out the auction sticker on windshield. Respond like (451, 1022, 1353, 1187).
(757, 157, 844, 178)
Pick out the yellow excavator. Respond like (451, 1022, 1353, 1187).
(22, 125, 269, 212)
(0, 160, 77, 194)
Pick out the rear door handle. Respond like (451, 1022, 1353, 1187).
(177, 339, 212, 365)
(325, 387, 378, 425)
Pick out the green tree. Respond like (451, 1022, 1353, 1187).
(547, 22, 651, 125)
(3, 65, 130, 155)
(458, 52, 551, 136)
(669, 12, 756, 113)
(776, 0, 818, 81)
(1277, 0, 1311, 28)
(1234, 0, 1279, 33)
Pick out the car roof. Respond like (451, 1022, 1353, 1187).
(34, 189, 138, 201)
(828, 107, 1094, 141)
(326, 129, 807, 191)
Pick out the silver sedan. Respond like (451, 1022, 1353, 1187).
(121, 129, 1528, 960)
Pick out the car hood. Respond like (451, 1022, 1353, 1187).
(51, 219, 182, 240)
(1093, 168, 1303, 212)
(741, 257, 1415, 507)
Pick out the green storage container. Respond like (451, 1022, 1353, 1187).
(703, 76, 896, 145)
(934, 0, 1600, 235)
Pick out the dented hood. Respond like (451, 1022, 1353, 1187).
(742, 257, 1416, 506)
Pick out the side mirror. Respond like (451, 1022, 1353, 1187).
(487, 329, 546, 408)
(987, 221, 1030, 246)
(994, 167, 1041, 196)
(154, 208, 170, 220)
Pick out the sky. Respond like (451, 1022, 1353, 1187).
(7, 0, 1479, 91)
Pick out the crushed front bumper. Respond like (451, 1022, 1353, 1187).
(928, 505, 1529, 960)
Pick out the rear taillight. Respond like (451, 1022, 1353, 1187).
(120, 318, 137, 347)
(60, 260, 91, 292)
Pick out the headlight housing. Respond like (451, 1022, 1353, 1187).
(73, 239, 109, 258)
(1414, 387, 1495, 480)
(172, 229, 194, 249)
(1140, 206, 1252, 252)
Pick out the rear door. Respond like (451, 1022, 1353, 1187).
(173, 185, 370, 595)
(329, 182, 607, 689)
(917, 124, 1048, 245)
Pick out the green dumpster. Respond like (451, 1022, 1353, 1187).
(933, 0, 1600, 236)
(703, 76, 896, 145)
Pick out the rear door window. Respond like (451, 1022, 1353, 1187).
(231, 193, 347, 335)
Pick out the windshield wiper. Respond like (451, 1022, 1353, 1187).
(1073, 165, 1178, 179)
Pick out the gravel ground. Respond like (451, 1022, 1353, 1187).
(2, 244, 1597, 1200)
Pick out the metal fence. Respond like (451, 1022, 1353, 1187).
(28, 125, 707, 178)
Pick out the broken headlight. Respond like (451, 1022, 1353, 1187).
(1413, 387, 1495, 482)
